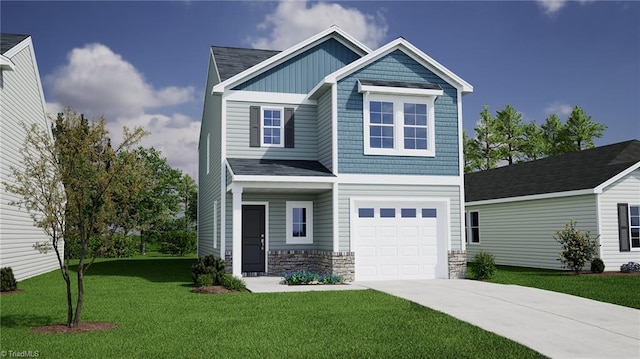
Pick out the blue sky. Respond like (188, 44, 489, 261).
(2, 1, 639, 177)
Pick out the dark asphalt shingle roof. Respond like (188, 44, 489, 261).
(465, 140, 640, 202)
(211, 46, 280, 82)
(359, 79, 442, 91)
(227, 159, 335, 177)
(1, 33, 29, 54)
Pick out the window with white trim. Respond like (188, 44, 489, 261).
(362, 93, 436, 156)
(630, 205, 640, 249)
(286, 201, 313, 244)
(261, 107, 283, 147)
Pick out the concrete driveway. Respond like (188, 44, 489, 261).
(358, 279, 640, 359)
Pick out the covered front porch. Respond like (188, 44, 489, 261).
(224, 159, 354, 279)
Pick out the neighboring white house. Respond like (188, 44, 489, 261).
(0, 33, 61, 281)
(465, 140, 640, 271)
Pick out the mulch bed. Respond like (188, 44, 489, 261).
(31, 322, 117, 334)
(0, 289, 24, 296)
(191, 285, 233, 294)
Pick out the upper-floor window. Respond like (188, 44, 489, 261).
(359, 80, 442, 157)
(261, 107, 283, 147)
(249, 106, 294, 148)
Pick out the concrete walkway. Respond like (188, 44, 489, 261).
(358, 279, 640, 359)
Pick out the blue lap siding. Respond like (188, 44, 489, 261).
(337, 50, 460, 176)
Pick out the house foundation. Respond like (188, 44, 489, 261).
(448, 250, 467, 279)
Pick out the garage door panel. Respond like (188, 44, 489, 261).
(354, 201, 446, 281)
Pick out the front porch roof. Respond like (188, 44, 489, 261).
(227, 158, 335, 177)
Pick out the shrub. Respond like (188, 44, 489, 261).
(469, 251, 496, 280)
(590, 258, 605, 273)
(159, 230, 197, 256)
(318, 273, 344, 284)
(221, 274, 246, 291)
(66, 234, 138, 259)
(1, 267, 17, 292)
(620, 262, 640, 273)
(191, 255, 226, 287)
(554, 219, 599, 275)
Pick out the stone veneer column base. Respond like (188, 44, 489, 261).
(448, 251, 467, 279)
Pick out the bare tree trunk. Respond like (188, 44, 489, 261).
(73, 265, 84, 327)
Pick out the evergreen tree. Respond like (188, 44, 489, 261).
(563, 106, 607, 151)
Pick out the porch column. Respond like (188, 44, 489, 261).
(231, 184, 243, 278)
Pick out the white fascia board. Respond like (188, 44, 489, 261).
(231, 175, 336, 184)
(224, 91, 317, 105)
(212, 26, 370, 95)
(0, 55, 15, 70)
(338, 174, 462, 186)
(465, 188, 596, 207)
(224, 160, 235, 177)
(594, 161, 640, 193)
(357, 81, 444, 97)
(326, 38, 473, 94)
(3, 36, 31, 57)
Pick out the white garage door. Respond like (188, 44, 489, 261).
(353, 201, 448, 281)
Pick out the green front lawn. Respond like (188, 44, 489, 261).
(483, 265, 640, 309)
(1, 256, 543, 358)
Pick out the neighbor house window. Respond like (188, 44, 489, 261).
(630, 205, 640, 249)
(467, 211, 480, 243)
(617, 203, 640, 251)
(286, 201, 313, 244)
(261, 108, 283, 147)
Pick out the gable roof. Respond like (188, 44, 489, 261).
(1, 33, 29, 54)
(311, 37, 473, 96)
(211, 46, 280, 82)
(465, 140, 640, 203)
(212, 26, 370, 94)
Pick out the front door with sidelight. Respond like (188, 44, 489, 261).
(242, 205, 265, 272)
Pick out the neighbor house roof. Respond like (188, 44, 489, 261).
(1, 33, 29, 54)
(211, 46, 280, 82)
(465, 140, 640, 203)
(227, 159, 335, 177)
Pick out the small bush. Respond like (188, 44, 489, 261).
(1, 267, 17, 292)
(469, 251, 496, 280)
(159, 230, 197, 256)
(554, 219, 599, 275)
(590, 258, 605, 273)
(281, 270, 344, 285)
(191, 255, 226, 287)
(620, 262, 640, 273)
(66, 234, 138, 259)
(221, 274, 246, 291)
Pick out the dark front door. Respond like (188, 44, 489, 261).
(242, 205, 265, 272)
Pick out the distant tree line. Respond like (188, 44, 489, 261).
(464, 105, 607, 173)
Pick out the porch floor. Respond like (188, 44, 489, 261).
(243, 276, 366, 293)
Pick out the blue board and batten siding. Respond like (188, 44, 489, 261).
(337, 50, 460, 175)
(233, 38, 361, 94)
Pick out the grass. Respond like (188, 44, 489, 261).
(1, 255, 543, 359)
(480, 265, 640, 309)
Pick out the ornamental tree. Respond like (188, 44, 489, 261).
(554, 219, 599, 275)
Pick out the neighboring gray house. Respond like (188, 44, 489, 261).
(0, 34, 62, 280)
(198, 27, 474, 281)
(465, 140, 640, 271)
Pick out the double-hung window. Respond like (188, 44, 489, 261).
(261, 107, 283, 147)
(286, 201, 313, 244)
(465, 211, 480, 243)
(359, 80, 442, 157)
(617, 203, 640, 251)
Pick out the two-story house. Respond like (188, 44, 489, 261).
(198, 27, 472, 281)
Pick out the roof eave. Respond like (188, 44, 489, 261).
(212, 26, 371, 95)
(0, 55, 15, 70)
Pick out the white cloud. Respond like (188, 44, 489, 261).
(537, 0, 595, 15)
(248, 0, 387, 50)
(545, 102, 573, 116)
(44, 44, 199, 178)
